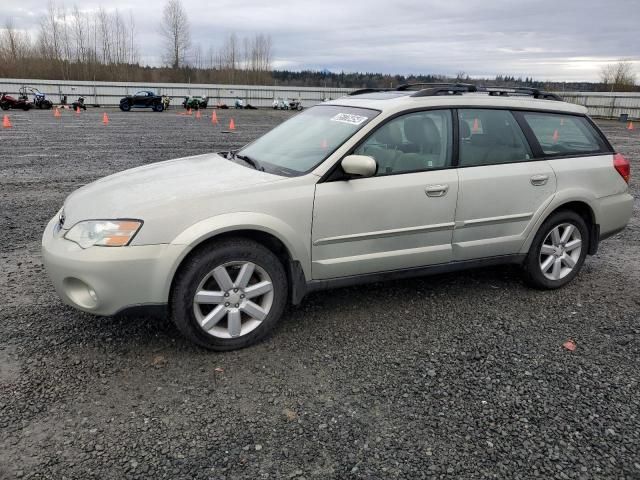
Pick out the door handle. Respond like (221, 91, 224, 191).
(530, 174, 549, 186)
(425, 184, 449, 197)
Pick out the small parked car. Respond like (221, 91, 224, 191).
(119, 91, 164, 112)
(43, 84, 633, 351)
(182, 96, 208, 110)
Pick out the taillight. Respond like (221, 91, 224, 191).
(613, 153, 630, 183)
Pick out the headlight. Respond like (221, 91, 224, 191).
(64, 220, 143, 248)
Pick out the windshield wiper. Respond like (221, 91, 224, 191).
(234, 153, 264, 171)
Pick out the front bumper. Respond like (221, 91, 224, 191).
(41, 216, 184, 316)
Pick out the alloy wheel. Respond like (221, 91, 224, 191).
(539, 222, 582, 281)
(193, 261, 274, 339)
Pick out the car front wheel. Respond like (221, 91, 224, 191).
(523, 210, 589, 289)
(120, 102, 131, 112)
(170, 238, 288, 351)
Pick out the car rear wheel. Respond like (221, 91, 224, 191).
(170, 238, 288, 351)
(153, 102, 164, 112)
(120, 102, 131, 112)
(523, 210, 589, 289)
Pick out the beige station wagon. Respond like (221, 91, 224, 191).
(42, 83, 633, 350)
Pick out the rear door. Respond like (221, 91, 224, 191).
(452, 108, 557, 261)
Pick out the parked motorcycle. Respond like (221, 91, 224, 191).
(0, 92, 32, 110)
(71, 96, 87, 111)
(288, 99, 303, 111)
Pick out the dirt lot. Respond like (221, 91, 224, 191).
(1, 108, 639, 479)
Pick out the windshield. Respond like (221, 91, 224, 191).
(238, 105, 379, 175)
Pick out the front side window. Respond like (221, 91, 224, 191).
(355, 109, 452, 175)
(458, 109, 532, 167)
(238, 105, 379, 175)
(521, 112, 607, 156)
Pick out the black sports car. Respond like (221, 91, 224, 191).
(119, 90, 164, 112)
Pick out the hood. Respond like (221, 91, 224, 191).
(63, 153, 284, 227)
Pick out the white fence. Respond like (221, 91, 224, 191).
(0, 78, 351, 108)
(1, 78, 639, 118)
(559, 92, 640, 120)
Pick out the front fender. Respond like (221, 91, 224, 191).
(169, 211, 311, 280)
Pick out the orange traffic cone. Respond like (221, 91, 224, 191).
(552, 129, 560, 142)
(472, 118, 480, 133)
(628, 121, 634, 130)
(2, 115, 11, 128)
(54, 108, 61, 118)
(187, 107, 192, 115)
(229, 118, 235, 130)
(75, 106, 80, 115)
(211, 110, 218, 124)
(102, 112, 109, 125)
(195, 110, 201, 119)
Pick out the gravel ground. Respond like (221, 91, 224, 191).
(1, 108, 639, 480)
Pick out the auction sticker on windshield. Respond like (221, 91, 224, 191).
(330, 113, 369, 125)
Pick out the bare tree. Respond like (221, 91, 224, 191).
(601, 59, 637, 92)
(160, 0, 191, 69)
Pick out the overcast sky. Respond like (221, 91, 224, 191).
(4, 0, 640, 81)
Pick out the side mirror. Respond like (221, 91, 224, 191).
(341, 155, 377, 178)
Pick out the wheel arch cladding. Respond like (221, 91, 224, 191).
(545, 201, 598, 255)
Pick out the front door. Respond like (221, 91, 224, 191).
(312, 109, 459, 279)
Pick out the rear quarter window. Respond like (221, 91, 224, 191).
(521, 112, 609, 156)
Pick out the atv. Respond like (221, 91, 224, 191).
(0, 92, 32, 110)
(21, 86, 53, 109)
(183, 96, 208, 110)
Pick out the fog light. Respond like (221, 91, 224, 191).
(63, 278, 99, 309)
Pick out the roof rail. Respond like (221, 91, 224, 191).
(410, 84, 478, 97)
(478, 85, 562, 101)
(348, 83, 477, 97)
(347, 83, 562, 101)
(347, 87, 393, 96)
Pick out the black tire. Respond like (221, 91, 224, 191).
(522, 210, 589, 289)
(0, 102, 9, 110)
(22, 104, 31, 111)
(170, 238, 288, 351)
(119, 102, 131, 112)
(152, 102, 164, 112)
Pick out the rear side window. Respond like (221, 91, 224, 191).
(521, 112, 608, 156)
(458, 109, 532, 167)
